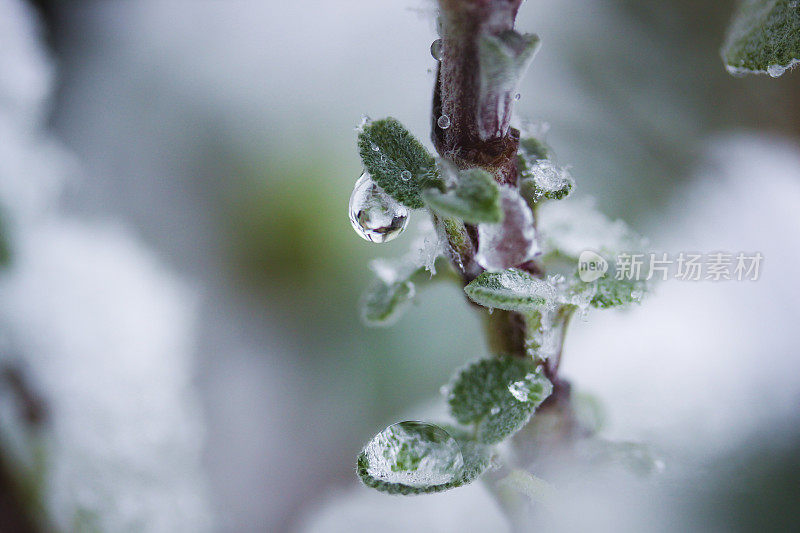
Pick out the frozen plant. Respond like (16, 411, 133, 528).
(346, 0, 656, 522)
(721, 0, 800, 77)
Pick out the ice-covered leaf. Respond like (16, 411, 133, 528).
(519, 159, 574, 203)
(518, 136, 550, 161)
(464, 268, 558, 312)
(357, 117, 439, 208)
(361, 277, 415, 327)
(447, 357, 552, 444)
(722, 0, 800, 77)
(356, 421, 491, 494)
(585, 273, 646, 309)
(477, 31, 541, 139)
(475, 186, 539, 271)
(424, 168, 502, 224)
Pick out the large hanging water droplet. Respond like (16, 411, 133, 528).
(349, 172, 410, 243)
(361, 421, 464, 488)
(437, 114, 451, 129)
(430, 39, 443, 61)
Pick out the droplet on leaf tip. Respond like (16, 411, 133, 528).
(349, 172, 410, 243)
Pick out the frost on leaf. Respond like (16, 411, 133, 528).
(424, 167, 502, 224)
(519, 159, 574, 203)
(360, 227, 447, 326)
(357, 117, 440, 208)
(464, 268, 558, 312)
(476, 186, 539, 272)
(361, 258, 418, 327)
(477, 31, 541, 139)
(447, 358, 552, 444)
(357, 421, 490, 494)
(722, 0, 800, 77)
(518, 136, 550, 162)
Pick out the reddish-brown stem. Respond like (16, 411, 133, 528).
(433, 0, 539, 361)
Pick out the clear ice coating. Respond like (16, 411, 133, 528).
(508, 373, 538, 402)
(522, 159, 574, 200)
(430, 38, 443, 61)
(476, 186, 539, 271)
(349, 172, 410, 243)
(437, 114, 451, 129)
(362, 421, 464, 488)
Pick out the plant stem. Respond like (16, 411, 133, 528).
(433, 0, 543, 362)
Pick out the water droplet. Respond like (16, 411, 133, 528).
(349, 172, 410, 243)
(361, 421, 464, 488)
(371, 142, 380, 152)
(490, 406, 500, 415)
(430, 38, 443, 61)
(400, 170, 412, 181)
(437, 114, 451, 129)
(514, 93, 521, 101)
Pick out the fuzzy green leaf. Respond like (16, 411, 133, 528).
(356, 421, 491, 495)
(464, 268, 558, 312)
(519, 161, 574, 203)
(447, 357, 552, 444)
(357, 118, 439, 208)
(722, 0, 800, 77)
(587, 274, 646, 309)
(424, 168, 502, 224)
(518, 137, 550, 161)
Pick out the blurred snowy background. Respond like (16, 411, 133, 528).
(1, 0, 799, 531)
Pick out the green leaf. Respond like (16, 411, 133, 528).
(518, 137, 550, 161)
(477, 31, 541, 138)
(519, 161, 574, 203)
(424, 168, 502, 224)
(447, 357, 552, 444)
(464, 268, 558, 312)
(361, 276, 415, 327)
(587, 273, 646, 309)
(722, 0, 800, 77)
(356, 421, 491, 494)
(357, 117, 439, 208)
